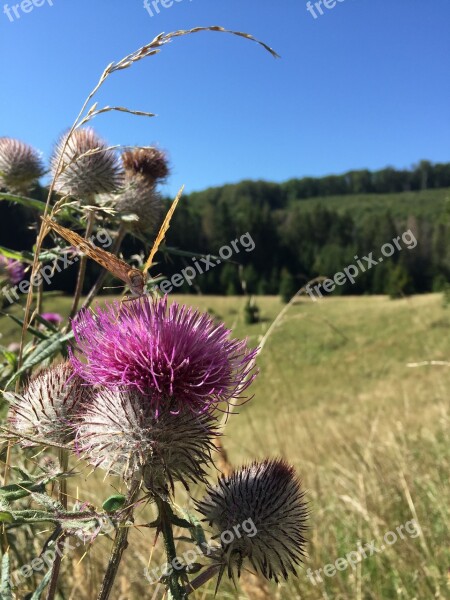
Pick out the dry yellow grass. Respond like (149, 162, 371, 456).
(2, 293, 449, 599)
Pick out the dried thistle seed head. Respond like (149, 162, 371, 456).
(7, 362, 90, 447)
(76, 388, 217, 492)
(51, 128, 123, 199)
(196, 459, 308, 583)
(0, 137, 44, 193)
(122, 147, 169, 182)
(113, 174, 164, 233)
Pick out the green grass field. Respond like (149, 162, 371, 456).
(1, 293, 449, 599)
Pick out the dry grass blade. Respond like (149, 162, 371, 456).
(143, 185, 184, 274)
(78, 106, 156, 128)
(110, 26, 279, 71)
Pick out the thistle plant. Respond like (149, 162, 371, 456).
(0, 137, 44, 194)
(0, 25, 306, 600)
(113, 147, 169, 233)
(50, 128, 123, 200)
(0, 255, 25, 286)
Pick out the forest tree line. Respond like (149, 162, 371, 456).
(1, 161, 449, 299)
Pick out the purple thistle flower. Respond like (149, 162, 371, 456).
(196, 459, 308, 584)
(40, 312, 63, 326)
(7, 362, 91, 447)
(0, 255, 25, 285)
(76, 388, 217, 493)
(70, 296, 257, 414)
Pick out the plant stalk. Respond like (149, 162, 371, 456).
(45, 449, 69, 600)
(156, 498, 186, 600)
(69, 209, 95, 320)
(96, 479, 141, 600)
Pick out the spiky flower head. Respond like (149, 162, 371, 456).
(122, 147, 169, 182)
(76, 388, 217, 492)
(0, 255, 25, 285)
(104, 148, 169, 233)
(0, 137, 44, 193)
(196, 459, 308, 583)
(51, 128, 123, 199)
(113, 175, 163, 233)
(7, 362, 90, 447)
(70, 296, 257, 415)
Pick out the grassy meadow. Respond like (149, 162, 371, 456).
(1, 292, 449, 599)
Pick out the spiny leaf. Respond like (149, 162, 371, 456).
(1, 312, 49, 340)
(5, 330, 74, 388)
(0, 551, 12, 600)
(29, 569, 52, 600)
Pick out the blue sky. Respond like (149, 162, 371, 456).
(1, 0, 449, 195)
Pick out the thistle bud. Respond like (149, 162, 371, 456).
(0, 137, 44, 193)
(7, 362, 90, 447)
(196, 459, 308, 583)
(51, 128, 123, 199)
(76, 388, 217, 494)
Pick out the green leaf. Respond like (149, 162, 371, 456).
(0, 245, 34, 264)
(6, 330, 74, 388)
(33, 313, 60, 333)
(1, 312, 49, 340)
(0, 551, 12, 600)
(0, 192, 46, 212)
(102, 494, 127, 513)
(0, 512, 14, 523)
(31, 492, 64, 512)
(0, 480, 45, 502)
(29, 569, 52, 600)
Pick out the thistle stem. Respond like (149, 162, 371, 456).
(69, 209, 95, 320)
(156, 498, 186, 600)
(81, 222, 127, 311)
(45, 449, 68, 600)
(96, 479, 141, 600)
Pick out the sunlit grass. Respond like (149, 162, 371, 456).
(1, 293, 448, 598)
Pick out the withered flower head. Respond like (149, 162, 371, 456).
(122, 147, 169, 182)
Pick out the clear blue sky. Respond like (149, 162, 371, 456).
(1, 0, 449, 195)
